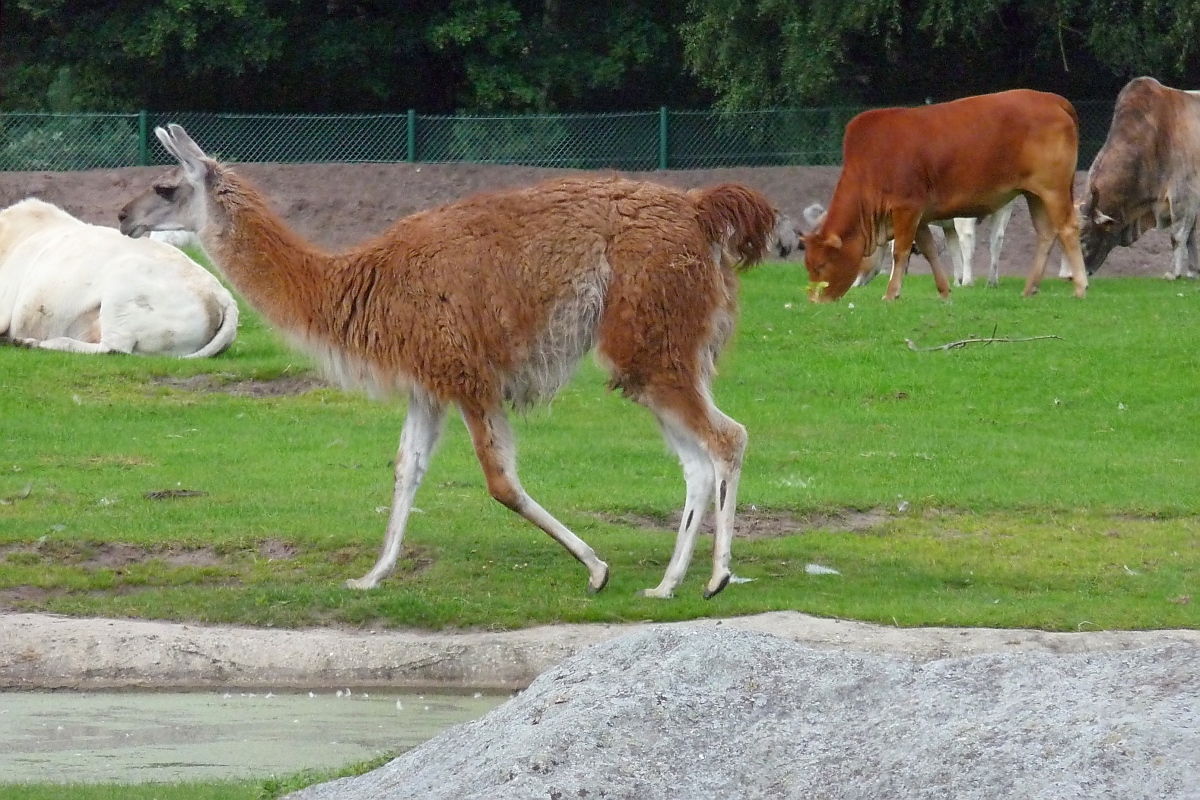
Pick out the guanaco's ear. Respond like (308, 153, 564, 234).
(823, 233, 843, 250)
(156, 124, 211, 184)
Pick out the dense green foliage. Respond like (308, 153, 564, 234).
(681, 0, 1200, 109)
(1, 0, 702, 113)
(9, 1, 1200, 112)
(1, 264, 1197, 631)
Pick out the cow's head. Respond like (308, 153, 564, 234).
(1077, 188, 1123, 275)
(801, 229, 863, 302)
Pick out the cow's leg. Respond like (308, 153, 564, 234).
(915, 225, 953, 298)
(1057, 252, 1072, 280)
(884, 212, 920, 301)
(1026, 193, 1087, 298)
(1166, 216, 1196, 280)
(988, 201, 1016, 286)
(949, 219, 974, 286)
(17, 337, 119, 354)
(1187, 218, 1200, 279)
(853, 242, 889, 287)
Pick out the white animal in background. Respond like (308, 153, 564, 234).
(149, 229, 202, 250)
(0, 198, 237, 357)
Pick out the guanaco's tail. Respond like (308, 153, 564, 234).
(691, 183, 779, 271)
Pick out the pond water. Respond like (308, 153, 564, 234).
(0, 689, 508, 784)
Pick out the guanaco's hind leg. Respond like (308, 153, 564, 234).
(641, 384, 747, 599)
(348, 388, 448, 589)
(460, 403, 610, 593)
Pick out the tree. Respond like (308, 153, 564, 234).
(681, 0, 1200, 109)
(1, 0, 705, 112)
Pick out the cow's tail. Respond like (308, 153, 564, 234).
(184, 290, 240, 359)
(692, 183, 778, 272)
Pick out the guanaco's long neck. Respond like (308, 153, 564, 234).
(200, 171, 362, 344)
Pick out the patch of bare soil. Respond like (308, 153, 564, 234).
(0, 540, 226, 570)
(259, 538, 299, 561)
(153, 374, 328, 397)
(592, 506, 891, 539)
(0, 163, 1177, 279)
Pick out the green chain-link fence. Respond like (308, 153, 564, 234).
(0, 102, 1116, 172)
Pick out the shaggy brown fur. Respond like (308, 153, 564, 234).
(119, 124, 780, 599)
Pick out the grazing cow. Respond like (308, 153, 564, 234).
(802, 90, 1088, 301)
(1078, 76, 1200, 279)
(0, 198, 238, 357)
(806, 201, 1017, 288)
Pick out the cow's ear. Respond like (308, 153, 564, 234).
(823, 233, 842, 250)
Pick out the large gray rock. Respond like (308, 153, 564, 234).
(288, 626, 1200, 800)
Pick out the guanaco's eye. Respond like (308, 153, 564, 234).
(154, 185, 177, 200)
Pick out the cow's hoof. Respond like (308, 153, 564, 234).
(639, 587, 674, 599)
(344, 576, 379, 590)
(1164, 272, 1179, 281)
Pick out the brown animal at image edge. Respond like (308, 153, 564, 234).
(118, 124, 788, 600)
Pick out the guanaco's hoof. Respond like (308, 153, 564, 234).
(587, 564, 610, 594)
(703, 572, 732, 600)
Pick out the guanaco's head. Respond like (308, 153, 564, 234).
(118, 124, 218, 239)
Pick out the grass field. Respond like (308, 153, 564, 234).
(1, 263, 1197, 631)
(0, 751, 394, 799)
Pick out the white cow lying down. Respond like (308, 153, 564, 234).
(0, 198, 237, 357)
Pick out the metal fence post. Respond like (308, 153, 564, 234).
(407, 109, 416, 163)
(658, 106, 669, 170)
(138, 110, 149, 166)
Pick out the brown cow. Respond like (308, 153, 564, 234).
(1079, 77, 1200, 279)
(802, 90, 1089, 302)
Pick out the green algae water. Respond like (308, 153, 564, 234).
(0, 689, 506, 783)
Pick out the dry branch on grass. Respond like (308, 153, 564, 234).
(905, 325, 1062, 352)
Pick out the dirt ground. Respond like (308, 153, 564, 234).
(0, 162, 1180, 278)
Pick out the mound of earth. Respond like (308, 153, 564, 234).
(0, 163, 1180, 279)
(287, 625, 1198, 800)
